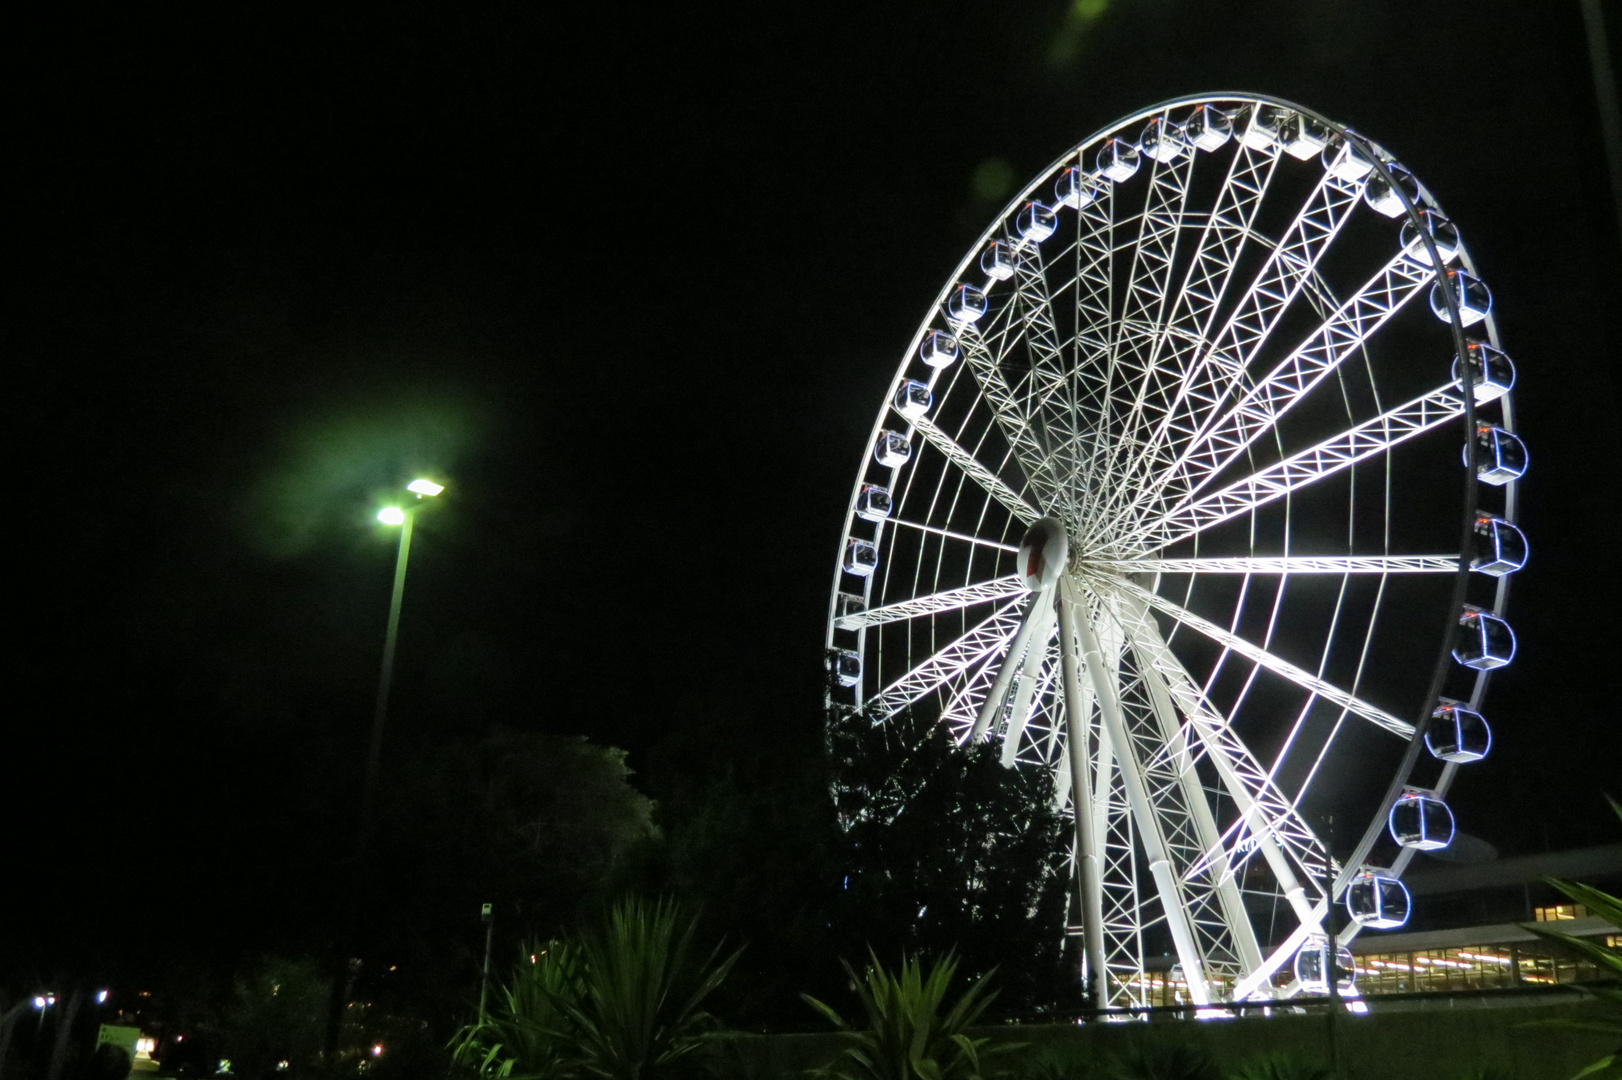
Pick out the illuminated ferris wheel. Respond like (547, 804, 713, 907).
(823, 93, 1524, 1008)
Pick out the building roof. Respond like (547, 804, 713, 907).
(1402, 843, 1622, 895)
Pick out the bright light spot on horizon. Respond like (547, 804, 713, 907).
(372, 1045, 384, 1057)
(97, 990, 109, 1003)
(377, 507, 406, 526)
(406, 478, 444, 497)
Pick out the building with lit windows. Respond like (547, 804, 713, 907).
(1346, 842, 1621, 995)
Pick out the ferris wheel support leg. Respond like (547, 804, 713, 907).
(1130, 636, 1267, 979)
(971, 587, 1052, 742)
(1064, 577, 1213, 1006)
(1056, 585, 1109, 1008)
(1114, 588, 1322, 927)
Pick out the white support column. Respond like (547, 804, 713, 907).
(971, 587, 1052, 741)
(1063, 576, 1213, 1005)
(1129, 634, 1267, 978)
(1000, 602, 1057, 766)
(1055, 585, 1109, 1007)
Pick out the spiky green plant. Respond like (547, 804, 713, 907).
(1102, 1034, 1217, 1080)
(1223, 1055, 1330, 1080)
(802, 950, 1011, 1080)
(453, 940, 586, 1080)
(1522, 797, 1622, 1080)
(551, 896, 741, 1080)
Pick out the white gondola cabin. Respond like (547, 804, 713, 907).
(1363, 162, 1418, 217)
(1453, 606, 1515, 670)
(843, 538, 878, 577)
(893, 379, 931, 420)
(1426, 700, 1492, 764)
(1294, 936, 1356, 994)
(832, 649, 862, 687)
(979, 241, 1014, 282)
(946, 284, 988, 324)
(1430, 268, 1493, 326)
(920, 329, 960, 367)
(1185, 103, 1232, 151)
(856, 484, 892, 523)
(1016, 201, 1057, 244)
(1388, 790, 1455, 851)
(1279, 113, 1330, 160)
(1239, 104, 1286, 151)
(1346, 870, 1411, 929)
(1467, 424, 1527, 485)
(1139, 116, 1187, 163)
(1322, 137, 1374, 181)
(1053, 166, 1101, 209)
(873, 430, 912, 468)
(1401, 208, 1462, 264)
(1096, 137, 1140, 183)
(1471, 513, 1527, 577)
(1452, 340, 1515, 404)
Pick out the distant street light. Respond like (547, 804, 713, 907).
(376, 507, 406, 526)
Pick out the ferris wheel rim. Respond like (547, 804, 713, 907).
(823, 92, 1521, 1006)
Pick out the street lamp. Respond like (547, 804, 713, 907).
(331, 479, 443, 1057)
(362, 479, 444, 850)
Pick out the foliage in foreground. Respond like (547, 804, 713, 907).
(1523, 796, 1622, 1080)
(1222, 1054, 1331, 1080)
(802, 950, 1011, 1080)
(452, 896, 739, 1080)
(1100, 1032, 1219, 1080)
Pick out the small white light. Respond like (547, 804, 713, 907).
(33, 996, 46, 1009)
(406, 478, 444, 497)
(372, 1045, 384, 1057)
(97, 990, 109, 1004)
(377, 507, 407, 526)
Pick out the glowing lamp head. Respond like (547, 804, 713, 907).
(406, 478, 444, 497)
(377, 507, 407, 526)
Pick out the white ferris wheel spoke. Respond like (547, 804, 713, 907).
(884, 514, 1021, 554)
(1138, 380, 1467, 552)
(1100, 554, 1458, 575)
(1096, 143, 1279, 523)
(866, 597, 1025, 723)
(955, 319, 1066, 512)
(1092, 169, 1364, 546)
(1103, 587, 1328, 902)
(832, 574, 1025, 631)
(1091, 152, 1202, 523)
(1109, 576, 1414, 739)
(1128, 239, 1439, 525)
(911, 392, 1046, 524)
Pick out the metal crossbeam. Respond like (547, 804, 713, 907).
(1101, 554, 1458, 575)
(1133, 241, 1437, 528)
(1113, 577, 1414, 739)
(912, 404, 1043, 526)
(866, 598, 1025, 723)
(1088, 168, 1363, 549)
(1142, 382, 1466, 551)
(833, 575, 1026, 630)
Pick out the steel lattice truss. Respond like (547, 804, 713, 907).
(824, 94, 1519, 1008)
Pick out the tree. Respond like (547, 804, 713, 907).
(217, 956, 330, 1079)
(366, 731, 659, 1028)
(828, 708, 1075, 1012)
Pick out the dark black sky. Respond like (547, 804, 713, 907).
(10, 0, 1621, 980)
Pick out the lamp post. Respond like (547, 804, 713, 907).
(328, 478, 444, 1057)
(360, 478, 443, 852)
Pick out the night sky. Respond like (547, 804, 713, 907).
(10, 0, 1621, 983)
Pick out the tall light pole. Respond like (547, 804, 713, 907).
(328, 477, 444, 1058)
(361, 478, 443, 855)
